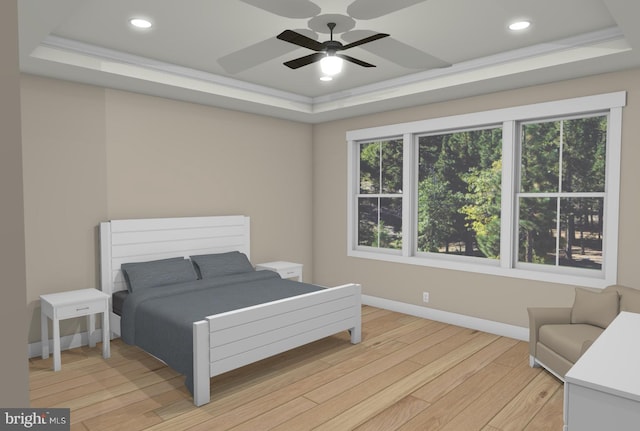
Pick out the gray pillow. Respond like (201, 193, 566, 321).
(121, 257, 198, 293)
(190, 251, 254, 279)
(571, 287, 619, 329)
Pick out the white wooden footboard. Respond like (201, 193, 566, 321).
(192, 283, 361, 406)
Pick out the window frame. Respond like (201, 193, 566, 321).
(414, 124, 504, 259)
(515, 112, 608, 273)
(347, 92, 625, 288)
(356, 138, 404, 253)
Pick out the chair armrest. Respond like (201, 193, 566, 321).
(527, 307, 572, 356)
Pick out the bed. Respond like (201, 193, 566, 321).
(99, 215, 361, 406)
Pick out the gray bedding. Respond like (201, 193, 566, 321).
(120, 270, 324, 394)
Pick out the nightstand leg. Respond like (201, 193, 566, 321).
(102, 311, 110, 359)
(52, 317, 61, 371)
(87, 314, 96, 348)
(41, 311, 49, 359)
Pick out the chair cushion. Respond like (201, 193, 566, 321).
(571, 287, 619, 329)
(539, 324, 604, 363)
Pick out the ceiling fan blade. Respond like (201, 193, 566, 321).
(342, 30, 451, 70)
(336, 54, 376, 68)
(347, 0, 428, 20)
(341, 33, 390, 51)
(277, 30, 325, 51)
(238, 0, 320, 19)
(283, 52, 325, 69)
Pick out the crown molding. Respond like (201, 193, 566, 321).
(312, 27, 629, 112)
(24, 27, 632, 122)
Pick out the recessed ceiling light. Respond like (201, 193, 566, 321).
(509, 20, 531, 31)
(129, 18, 152, 29)
(320, 76, 333, 82)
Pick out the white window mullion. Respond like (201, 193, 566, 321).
(602, 107, 623, 285)
(559, 120, 564, 194)
(556, 120, 563, 266)
(500, 120, 517, 269)
(556, 198, 561, 267)
(378, 144, 383, 194)
(402, 133, 414, 257)
(377, 196, 381, 247)
(347, 140, 357, 253)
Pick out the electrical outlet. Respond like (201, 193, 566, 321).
(422, 292, 429, 303)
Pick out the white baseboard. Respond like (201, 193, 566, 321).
(362, 295, 528, 341)
(27, 329, 104, 359)
(28, 299, 528, 358)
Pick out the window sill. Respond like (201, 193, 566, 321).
(347, 249, 612, 289)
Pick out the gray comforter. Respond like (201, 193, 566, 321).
(120, 270, 323, 394)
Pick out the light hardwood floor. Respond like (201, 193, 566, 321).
(30, 306, 564, 430)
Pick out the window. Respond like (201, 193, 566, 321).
(347, 92, 625, 288)
(357, 139, 403, 250)
(417, 127, 502, 258)
(517, 116, 606, 271)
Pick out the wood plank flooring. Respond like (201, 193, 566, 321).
(29, 306, 564, 430)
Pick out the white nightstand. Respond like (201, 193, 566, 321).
(40, 288, 110, 371)
(255, 261, 303, 282)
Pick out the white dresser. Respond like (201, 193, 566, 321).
(563, 311, 640, 430)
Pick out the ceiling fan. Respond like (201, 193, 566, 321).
(277, 22, 389, 71)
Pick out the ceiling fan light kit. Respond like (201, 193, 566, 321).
(320, 55, 343, 75)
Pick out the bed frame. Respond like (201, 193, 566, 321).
(99, 215, 361, 406)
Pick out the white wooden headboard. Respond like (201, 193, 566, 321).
(100, 215, 250, 297)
